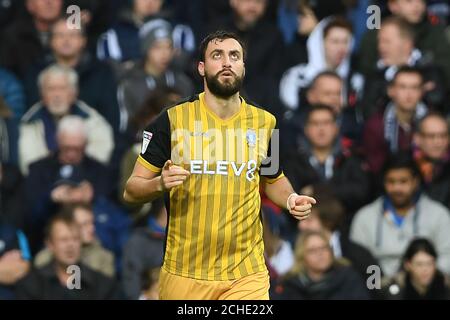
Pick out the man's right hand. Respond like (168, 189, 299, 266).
(159, 160, 190, 192)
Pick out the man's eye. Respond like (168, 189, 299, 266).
(231, 53, 239, 60)
(213, 53, 221, 59)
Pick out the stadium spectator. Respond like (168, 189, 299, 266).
(279, 16, 364, 114)
(16, 213, 119, 299)
(23, 17, 122, 133)
(280, 71, 363, 152)
(363, 66, 428, 175)
(0, 218, 30, 300)
(413, 112, 450, 209)
(361, 17, 446, 117)
(0, 0, 63, 77)
(19, 64, 114, 174)
(117, 20, 194, 128)
(24, 116, 111, 253)
(381, 238, 450, 299)
(122, 198, 166, 300)
(208, 0, 285, 110)
(298, 188, 380, 280)
(34, 204, 115, 278)
(97, 0, 196, 71)
(0, 68, 26, 120)
(350, 152, 450, 278)
(358, 0, 450, 97)
(282, 105, 369, 214)
(273, 230, 370, 299)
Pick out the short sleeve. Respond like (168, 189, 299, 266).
(137, 110, 170, 173)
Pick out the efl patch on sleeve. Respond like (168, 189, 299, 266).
(141, 131, 153, 154)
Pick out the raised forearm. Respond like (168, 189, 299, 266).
(123, 175, 164, 204)
(264, 177, 295, 210)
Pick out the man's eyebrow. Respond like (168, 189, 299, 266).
(210, 49, 224, 55)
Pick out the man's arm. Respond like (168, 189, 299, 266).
(264, 176, 316, 221)
(123, 160, 190, 204)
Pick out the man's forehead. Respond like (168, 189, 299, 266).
(206, 38, 243, 53)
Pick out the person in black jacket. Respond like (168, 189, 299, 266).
(0, 0, 63, 77)
(272, 230, 370, 300)
(207, 0, 284, 112)
(25, 117, 110, 254)
(282, 104, 370, 215)
(381, 238, 450, 300)
(16, 213, 119, 299)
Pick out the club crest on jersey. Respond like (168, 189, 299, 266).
(246, 130, 256, 148)
(141, 131, 153, 154)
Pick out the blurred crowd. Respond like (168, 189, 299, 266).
(1, 0, 450, 300)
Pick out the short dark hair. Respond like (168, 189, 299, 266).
(308, 71, 342, 91)
(390, 65, 424, 86)
(311, 184, 345, 232)
(323, 16, 353, 39)
(403, 238, 437, 264)
(383, 152, 421, 178)
(198, 30, 246, 62)
(305, 104, 337, 123)
(44, 207, 77, 240)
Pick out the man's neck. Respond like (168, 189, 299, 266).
(395, 107, 415, 127)
(34, 19, 52, 32)
(393, 202, 414, 216)
(203, 87, 241, 120)
(307, 270, 325, 282)
(312, 146, 333, 163)
(55, 55, 81, 68)
(145, 61, 164, 77)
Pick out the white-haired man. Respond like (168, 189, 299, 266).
(25, 115, 112, 253)
(19, 64, 114, 174)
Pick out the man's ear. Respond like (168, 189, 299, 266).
(198, 61, 205, 77)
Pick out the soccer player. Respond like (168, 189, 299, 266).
(123, 30, 316, 300)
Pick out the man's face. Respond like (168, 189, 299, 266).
(384, 168, 418, 208)
(378, 24, 413, 66)
(388, 0, 426, 24)
(323, 27, 352, 69)
(303, 235, 333, 275)
(198, 38, 245, 98)
(27, 0, 62, 23)
(305, 110, 338, 149)
(415, 117, 449, 160)
(230, 0, 267, 27)
(51, 20, 86, 59)
(134, 0, 163, 18)
(388, 73, 423, 112)
(74, 207, 95, 245)
(57, 132, 86, 165)
(41, 74, 77, 117)
(147, 39, 174, 73)
(47, 221, 81, 267)
(307, 76, 343, 113)
(405, 251, 436, 288)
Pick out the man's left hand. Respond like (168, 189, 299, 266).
(287, 194, 317, 221)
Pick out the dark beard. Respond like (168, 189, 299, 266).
(205, 71, 243, 99)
